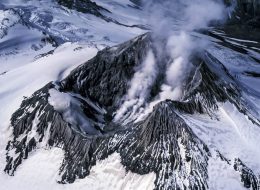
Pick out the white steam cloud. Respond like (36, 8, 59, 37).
(115, 0, 229, 122)
(114, 49, 157, 122)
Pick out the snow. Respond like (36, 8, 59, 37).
(1, 0, 145, 46)
(0, 148, 64, 190)
(0, 43, 98, 127)
(182, 101, 260, 175)
(0, 43, 99, 189)
(94, 0, 146, 26)
(208, 154, 245, 190)
(0, 0, 260, 189)
(82, 153, 156, 190)
(224, 36, 258, 44)
(0, 40, 155, 190)
(1, 37, 157, 189)
(0, 148, 155, 190)
(0, 22, 55, 74)
(208, 44, 260, 119)
(0, 9, 20, 38)
(0, 1, 152, 188)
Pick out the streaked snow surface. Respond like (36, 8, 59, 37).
(0, 0, 145, 45)
(182, 102, 260, 174)
(0, 147, 156, 190)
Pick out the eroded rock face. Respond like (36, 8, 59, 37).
(236, 0, 260, 17)
(62, 33, 152, 112)
(226, 0, 260, 27)
(4, 33, 260, 190)
(5, 33, 154, 182)
(4, 88, 211, 189)
(55, 0, 143, 27)
(57, 0, 109, 16)
(116, 101, 210, 190)
(234, 159, 260, 189)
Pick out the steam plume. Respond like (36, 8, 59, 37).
(116, 0, 230, 122)
(114, 49, 157, 122)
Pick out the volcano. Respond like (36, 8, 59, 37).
(0, 0, 260, 190)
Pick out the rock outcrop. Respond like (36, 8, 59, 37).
(4, 33, 260, 190)
(226, 0, 260, 27)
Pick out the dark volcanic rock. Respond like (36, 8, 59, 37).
(4, 82, 105, 181)
(57, 0, 110, 16)
(115, 101, 210, 190)
(234, 158, 260, 189)
(226, 0, 260, 28)
(5, 33, 154, 181)
(62, 33, 152, 112)
(4, 33, 259, 189)
(56, 0, 144, 28)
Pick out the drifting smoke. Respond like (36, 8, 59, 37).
(114, 49, 157, 122)
(115, 0, 230, 122)
(148, 0, 226, 99)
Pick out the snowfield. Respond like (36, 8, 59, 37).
(0, 43, 98, 188)
(0, 148, 156, 190)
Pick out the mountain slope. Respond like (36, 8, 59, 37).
(0, 1, 260, 190)
(3, 32, 260, 189)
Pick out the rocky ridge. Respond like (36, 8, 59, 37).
(4, 33, 260, 189)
